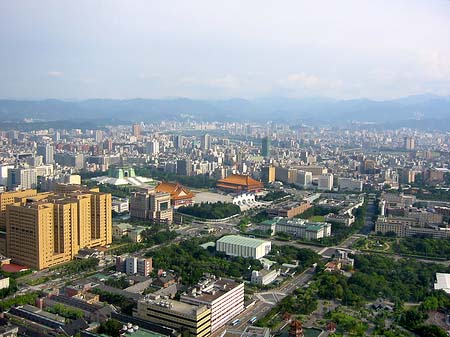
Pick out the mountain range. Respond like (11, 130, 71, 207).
(0, 94, 449, 129)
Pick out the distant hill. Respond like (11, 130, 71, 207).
(0, 95, 449, 129)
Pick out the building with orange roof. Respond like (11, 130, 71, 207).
(216, 174, 263, 193)
(155, 181, 195, 209)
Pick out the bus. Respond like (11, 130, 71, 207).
(231, 319, 240, 326)
(249, 317, 257, 324)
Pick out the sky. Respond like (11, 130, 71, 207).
(1, 0, 450, 100)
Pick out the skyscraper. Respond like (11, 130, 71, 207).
(261, 137, 271, 157)
(132, 123, 141, 139)
(404, 137, 415, 150)
(201, 134, 211, 151)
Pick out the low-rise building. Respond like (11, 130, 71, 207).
(260, 217, 332, 240)
(216, 235, 271, 259)
(250, 269, 280, 285)
(267, 201, 311, 218)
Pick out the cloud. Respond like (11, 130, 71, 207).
(178, 74, 243, 89)
(280, 73, 342, 90)
(47, 71, 63, 77)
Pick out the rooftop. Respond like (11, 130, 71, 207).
(217, 235, 269, 248)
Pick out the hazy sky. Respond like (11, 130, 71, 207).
(1, 0, 450, 100)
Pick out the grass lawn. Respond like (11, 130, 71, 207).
(309, 215, 325, 222)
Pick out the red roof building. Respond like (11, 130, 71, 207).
(216, 174, 263, 193)
(155, 182, 195, 209)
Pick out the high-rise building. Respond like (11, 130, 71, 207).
(173, 135, 184, 149)
(0, 164, 14, 186)
(0, 189, 37, 229)
(177, 159, 192, 176)
(318, 173, 334, 191)
(5, 187, 112, 270)
(145, 140, 159, 155)
(404, 137, 415, 150)
(132, 123, 141, 139)
(261, 166, 276, 183)
(37, 144, 54, 164)
(261, 137, 271, 157)
(7, 168, 38, 190)
(296, 170, 312, 187)
(95, 130, 104, 143)
(201, 134, 211, 151)
(130, 188, 173, 224)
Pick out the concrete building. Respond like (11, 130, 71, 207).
(36, 144, 54, 164)
(261, 137, 271, 157)
(267, 201, 311, 218)
(132, 123, 141, 139)
(275, 167, 297, 184)
(130, 188, 173, 224)
(338, 178, 363, 192)
(135, 298, 211, 337)
(261, 217, 331, 240)
(261, 166, 276, 183)
(146, 141, 160, 155)
(216, 235, 271, 259)
(112, 197, 129, 213)
(296, 170, 312, 188)
(0, 276, 10, 290)
(177, 159, 192, 176)
(5, 188, 112, 270)
(7, 168, 38, 190)
(318, 173, 334, 191)
(119, 256, 153, 277)
(434, 273, 450, 294)
(181, 276, 245, 332)
(251, 269, 279, 286)
(201, 134, 212, 151)
(0, 189, 37, 229)
(404, 136, 415, 150)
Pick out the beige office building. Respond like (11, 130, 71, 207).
(130, 188, 173, 224)
(5, 187, 112, 270)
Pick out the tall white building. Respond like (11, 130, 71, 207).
(181, 276, 245, 332)
(201, 134, 211, 151)
(318, 173, 334, 191)
(0, 165, 14, 186)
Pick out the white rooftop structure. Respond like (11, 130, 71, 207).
(434, 273, 450, 294)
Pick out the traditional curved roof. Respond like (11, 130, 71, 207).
(216, 174, 263, 188)
(155, 181, 194, 200)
